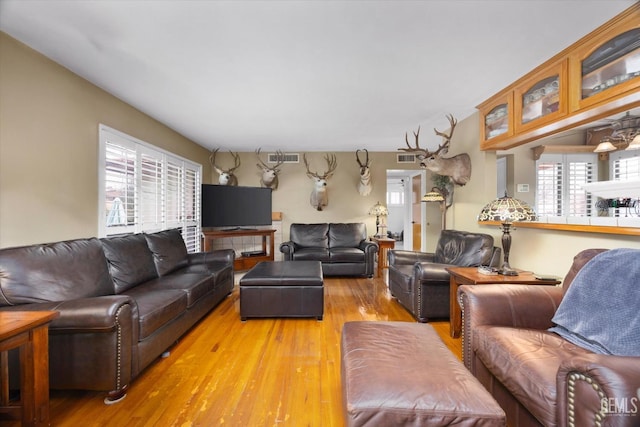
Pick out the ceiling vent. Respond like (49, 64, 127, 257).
(268, 153, 299, 163)
(397, 153, 417, 164)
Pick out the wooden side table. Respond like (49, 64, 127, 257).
(372, 237, 395, 278)
(445, 267, 560, 338)
(0, 311, 59, 426)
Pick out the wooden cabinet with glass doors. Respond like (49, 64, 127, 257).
(477, 3, 640, 151)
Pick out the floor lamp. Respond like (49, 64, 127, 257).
(477, 193, 537, 276)
(422, 190, 446, 230)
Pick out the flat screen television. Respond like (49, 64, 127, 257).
(201, 184, 272, 228)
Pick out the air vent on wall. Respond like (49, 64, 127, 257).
(268, 153, 299, 163)
(397, 153, 417, 164)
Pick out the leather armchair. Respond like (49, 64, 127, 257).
(457, 248, 640, 427)
(388, 229, 500, 323)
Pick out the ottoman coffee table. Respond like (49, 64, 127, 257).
(239, 261, 324, 321)
(341, 321, 505, 426)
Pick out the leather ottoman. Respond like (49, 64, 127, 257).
(341, 321, 505, 427)
(239, 261, 324, 320)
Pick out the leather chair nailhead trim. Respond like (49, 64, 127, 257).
(567, 372, 606, 427)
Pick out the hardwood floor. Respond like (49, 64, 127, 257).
(7, 276, 460, 426)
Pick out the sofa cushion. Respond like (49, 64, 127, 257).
(329, 247, 364, 262)
(474, 326, 593, 427)
(0, 238, 114, 306)
(290, 223, 329, 249)
(121, 286, 188, 340)
(292, 247, 330, 262)
(143, 274, 215, 307)
(101, 234, 158, 293)
(328, 223, 365, 248)
(144, 229, 189, 276)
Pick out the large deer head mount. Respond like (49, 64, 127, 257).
(355, 149, 372, 196)
(209, 148, 241, 186)
(399, 114, 472, 186)
(255, 148, 285, 190)
(303, 153, 338, 211)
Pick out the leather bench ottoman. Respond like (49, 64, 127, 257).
(239, 261, 324, 320)
(341, 321, 505, 427)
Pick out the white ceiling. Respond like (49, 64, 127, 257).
(0, 0, 636, 153)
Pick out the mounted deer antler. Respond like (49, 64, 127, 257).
(255, 148, 285, 189)
(355, 149, 372, 196)
(399, 114, 471, 186)
(303, 153, 338, 211)
(209, 148, 241, 186)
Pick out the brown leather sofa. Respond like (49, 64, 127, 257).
(279, 223, 378, 277)
(388, 229, 501, 322)
(0, 229, 234, 403)
(458, 248, 640, 427)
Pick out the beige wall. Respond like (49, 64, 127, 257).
(0, 33, 213, 247)
(2, 31, 638, 279)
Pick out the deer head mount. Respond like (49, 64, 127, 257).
(303, 153, 338, 211)
(255, 148, 285, 190)
(355, 149, 372, 196)
(399, 114, 472, 186)
(209, 148, 240, 186)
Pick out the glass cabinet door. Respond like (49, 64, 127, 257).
(478, 90, 513, 149)
(515, 59, 568, 133)
(581, 29, 640, 100)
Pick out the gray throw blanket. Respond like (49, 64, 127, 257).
(550, 248, 640, 356)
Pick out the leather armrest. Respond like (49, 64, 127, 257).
(458, 284, 563, 370)
(0, 295, 137, 332)
(359, 240, 378, 254)
(280, 241, 294, 254)
(556, 354, 640, 427)
(414, 262, 453, 282)
(388, 250, 436, 266)
(188, 249, 235, 265)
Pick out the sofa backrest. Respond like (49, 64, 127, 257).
(328, 223, 366, 248)
(143, 229, 189, 276)
(434, 230, 495, 266)
(101, 233, 159, 293)
(290, 223, 329, 248)
(0, 238, 115, 306)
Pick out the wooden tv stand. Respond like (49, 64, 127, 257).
(202, 228, 276, 271)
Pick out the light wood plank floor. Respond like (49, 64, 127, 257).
(7, 276, 460, 427)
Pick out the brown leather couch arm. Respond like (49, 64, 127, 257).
(0, 295, 137, 333)
(556, 354, 640, 427)
(458, 284, 563, 370)
(188, 248, 235, 265)
(388, 250, 436, 266)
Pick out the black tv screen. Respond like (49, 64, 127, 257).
(201, 185, 272, 228)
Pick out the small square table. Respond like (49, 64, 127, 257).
(446, 267, 560, 338)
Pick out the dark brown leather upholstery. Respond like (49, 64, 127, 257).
(458, 248, 640, 427)
(280, 223, 378, 277)
(388, 230, 501, 322)
(0, 229, 234, 401)
(341, 321, 506, 426)
(239, 261, 323, 320)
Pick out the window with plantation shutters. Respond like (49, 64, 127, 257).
(99, 125, 202, 252)
(536, 153, 597, 217)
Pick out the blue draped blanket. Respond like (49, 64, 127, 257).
(549, 248, 640, 356)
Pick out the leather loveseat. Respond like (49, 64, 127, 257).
(279, 223, 378, 277)
(459, 248, 640, 427)
(0, 229, 234, 403)
(388, 229, 501, 322)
